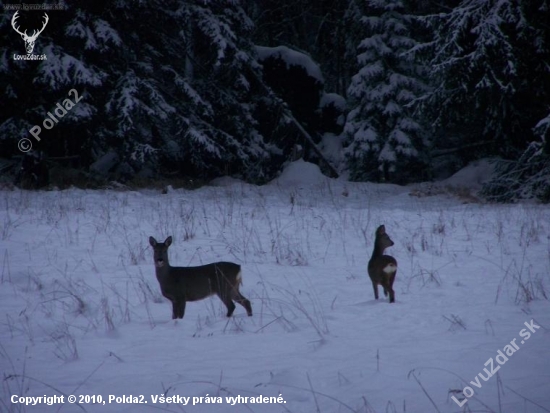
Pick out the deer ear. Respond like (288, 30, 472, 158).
(165, 236, 173, 246)
(377, 225, 386, 234)
(149, 236, 157, 247)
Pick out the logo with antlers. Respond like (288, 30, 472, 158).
(11, 11, 49, 54)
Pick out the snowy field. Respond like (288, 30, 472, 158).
(1, 161, 549, 413)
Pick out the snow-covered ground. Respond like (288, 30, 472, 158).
(1, 161, 549, 413)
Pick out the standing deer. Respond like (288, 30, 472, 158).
(149, 236, 252, 319)
(368, 225, 397, 303)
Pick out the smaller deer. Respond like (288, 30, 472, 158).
(368, 225, 397, 303)
(149, 236, 252, 319)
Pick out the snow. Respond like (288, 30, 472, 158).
(443, 159, 496, 190)
(1, 167, 550, 412)
(319, 133, 344, 167)
(272, 159, 329, 187)
(255, 45, 324, 83)
(66, 14, 121, 50)
(319, 93, 346, 111)
(93, 19, 122, 47)
(38, 45, 105, 88)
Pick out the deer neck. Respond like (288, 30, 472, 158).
(154, 257, 171, 279)
(371, 241, 386, 260)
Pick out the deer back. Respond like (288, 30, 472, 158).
(166, 262, 241, 302)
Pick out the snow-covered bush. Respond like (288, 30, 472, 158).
(482, 113, 550, 203)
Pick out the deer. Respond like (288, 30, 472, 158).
(11, 11, 49, 54)
(149, 236, 252, 319)
(368, 225, 397, 303)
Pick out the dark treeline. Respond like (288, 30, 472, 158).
(1, 0, 549, 200)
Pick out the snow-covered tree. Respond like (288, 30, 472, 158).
(101, 0, 277, 180)
(1, 1, 286, 182)
(418, 0, 550, 201)
(249, 0, 350, 95)
(420, 0, 550, 159)
(482, 111, 550, 203)
(344, 0, 428, 182)
(0, 8, 111, 162)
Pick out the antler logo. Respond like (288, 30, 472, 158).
(11, 11, 49, 54)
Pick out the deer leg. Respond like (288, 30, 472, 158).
(388, 287, 395, 303)
(177, 300, 186, 318)
(172, 300, 185, 319)
(171, 300, 177, 319)
(233, 291, 253, 316)
(388, 273, 396, 303)
(380, 279, 394, 303)
(225, 300, 236, 317)
(381, 274, 391, 296)
(371, 279, 379, 300)
(218, 293, 236, 317)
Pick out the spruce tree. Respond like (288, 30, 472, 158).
(344, 0, 428, 182)
(1, 1, 284, 182)
(421, 0, 550, 159)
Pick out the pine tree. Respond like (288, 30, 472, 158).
(249, 0, 349, 95)
(344, 0, 428, 182)
(1, 1, 285, 182)
(420, 0, 550, 159)
(101, 0, 277, 180)
(0, 8, 108, 161)
(482, 111, 550, 203)
(420, 0, 550, 201)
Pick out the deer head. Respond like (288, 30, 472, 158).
(11, 11, 49, 54)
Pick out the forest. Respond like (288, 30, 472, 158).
(2, 3, 550, 412)
(1, 0, 549, 201)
